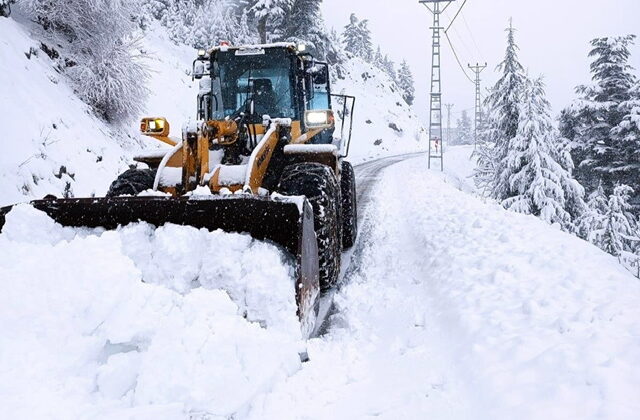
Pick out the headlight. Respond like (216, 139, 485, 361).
(305, 110, 335, 129)
(140, 117, 170, 136)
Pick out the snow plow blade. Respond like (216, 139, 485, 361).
(0, 196, 320, 335)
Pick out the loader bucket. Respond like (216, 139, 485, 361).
(0, 195, 320, 336)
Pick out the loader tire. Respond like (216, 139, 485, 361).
(106, 168, 157, 197)
(278, 163, 342, 290)
(340, 161, 358, 249)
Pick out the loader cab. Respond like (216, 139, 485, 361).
(195, 44, 335, 143)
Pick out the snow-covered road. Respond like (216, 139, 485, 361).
(247, 153, 640, 420)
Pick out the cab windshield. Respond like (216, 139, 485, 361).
(216, 49, 296, 120)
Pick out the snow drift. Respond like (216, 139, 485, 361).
(0, 205, 303, 419)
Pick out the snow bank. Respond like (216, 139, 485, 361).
(249, 156, 640, 420)
(332, 58, 428, 164)
(0, 205, 303, 419)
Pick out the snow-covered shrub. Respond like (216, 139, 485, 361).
(19, 0, 149, 122)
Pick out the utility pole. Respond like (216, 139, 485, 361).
(445, 103, 454, 147)
(468, 62, 487, 150)
(420, 0, 456, 171)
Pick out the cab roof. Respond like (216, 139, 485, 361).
(207, 42, 298, 55)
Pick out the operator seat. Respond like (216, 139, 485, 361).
(253, 79, 278, 117)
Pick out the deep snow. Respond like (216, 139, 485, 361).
(2, 152, 639, 419)
(0, 205, 303, 419)
(246, 152, 640, 420)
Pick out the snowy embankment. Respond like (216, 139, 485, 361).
(0, 17, 197, 207)
(332, 58, 427, 164)
(248, 153, 640, 420)
(0, 205, 304, 419)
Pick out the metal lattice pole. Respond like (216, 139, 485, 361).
(421, 0, 456, 171)
(445, 103, 454, 147)
(468, 62, 487, 150)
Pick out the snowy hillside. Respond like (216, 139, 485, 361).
(0, 18, 137, 206)
(0, 18, 198, 207)
(333, 58, 427, 163)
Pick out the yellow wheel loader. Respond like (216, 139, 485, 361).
(0, 43, 357, 337)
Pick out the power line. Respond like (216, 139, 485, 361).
(444, 31, 474, 83)
(445, 0, 469, 33)
(461, 10, 484, 59)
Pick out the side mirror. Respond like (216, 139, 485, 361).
(140, 117, 170, 137)
(193, 61, 205, 80)
(305, 110, 335, 130)
(312, 66, 328, 85)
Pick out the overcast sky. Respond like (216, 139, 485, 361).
(321, 0, 640, 123)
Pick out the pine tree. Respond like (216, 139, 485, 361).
(474, 22, 527, 201)
(562, 36, 638, 196)
(250, 0, 291, 43)
(577, 184, 608, 239)
(282, 0, 328, 58)
(611, 80, 640, 194)
(456, 110, 473, 145)
(589, 185, 639, 259)
(325, 28, 346, 78)
(381, 54, 396, 81)
(397, 60, 415, 106)
(373, 46, 384, 69)
(501, 77, 585, 230)
(232, 9, 258, 45)
(342, 13, 373, 62)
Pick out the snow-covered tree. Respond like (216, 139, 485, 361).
(588, 185, 639, 259)
(562, 35, 638, 196)
(231, 9, 258, 45)
(373, 46, 384, 69)
(455, 110, 473, 145)
(474, 22, 527, 200)
(501, 77, 585, 230)
(381, 54, 396, 81)
(142, 0, 172, 19)
(577, 184, 609, 239)
(342, 13, 373, 62)
(250, 0, 291, 43)
(611, 80, 640, 194)
(20, 0, 149, 122)
(397, 60, 415, 106)
(283, 0, 328, 58)
(325, 28, 346, 78)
